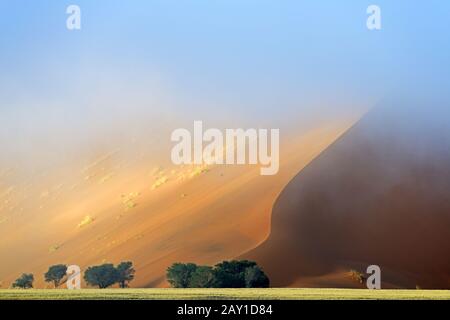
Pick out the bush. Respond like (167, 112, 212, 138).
(166, 263, 198, 288)
(212, 260, 258, 288)
(84, 264, 119, 288)
(116, 261, 135, 288)
(12, 273, 34, 289)
(189, 266, 215, 288)
(349, 269, 366, 284)
(244, 265, 270, 288)
(44, 264, 68, 288)
(167, 260, 270, 288)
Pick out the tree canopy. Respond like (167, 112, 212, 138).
(84, 264, 119, 289)
(44, 264, 68, 288)
(166, 260, 269, 288)
(213, 260, 258, 288)
(116, 261, 135, 288)
(12, 273, 34, 289)
(83, 262, 136, 288)
(244, 265, 270, 288)
(166, 263, 198, 288)
(189, 266, 215, 288)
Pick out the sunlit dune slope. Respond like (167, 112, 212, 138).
(0, 122, 353, 288)
(244, 99, 450, 289)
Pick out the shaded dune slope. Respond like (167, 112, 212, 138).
(245, 100, 450, 289)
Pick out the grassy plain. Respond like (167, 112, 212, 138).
(0, 288, 449, 300)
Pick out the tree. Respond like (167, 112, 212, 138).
(212, 260, 257, 288)
(12, 273, 34, 289)
(44, 264, 68, 288)
(166, 263, 198, 288)
(189, 266, 214, 288)
(84, 264, 119, 288)
(244, 265, 269, 288)
(116, 261, 135, 288)
(166, 260, 271, 288)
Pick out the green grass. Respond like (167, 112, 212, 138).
(0, 288, 449, 300)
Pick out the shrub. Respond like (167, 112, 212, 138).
(167, 260, 270, 288)
(84, 264, 119, 288)
(189, 266, 215, 288)
(12, 273, 34, 289)
(44, 264, 68, 288)
(244, 265, 270, 288)
(166, 263, 198, 288)
(116, 261, 135, 288)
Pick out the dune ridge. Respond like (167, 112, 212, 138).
(244, 100, 450, 289)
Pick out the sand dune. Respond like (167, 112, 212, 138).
(0, 121, 353, 288)
(244, 99, 450, 289)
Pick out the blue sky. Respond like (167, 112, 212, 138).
(1, 1, 449, 154)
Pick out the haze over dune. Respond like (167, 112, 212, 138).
(245, 96, 450, 289)
(0, 117, 356, 288)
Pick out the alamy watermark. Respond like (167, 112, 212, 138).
(367, 5, 381, 30)
(66, 5, 81, 30)
(171, 121, 280, 175)
(366, 265, 381, 289)
(64, 4, 381, 32)
(66, 265, 81, 289)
